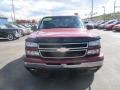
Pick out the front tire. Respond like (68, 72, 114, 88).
(25, 67, 39, 76)
(25, 67, 50, 77)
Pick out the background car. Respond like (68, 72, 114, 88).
(104, 21, 120, 30)
(20, 24, 33, 34)
(96, 21, 107, 29)
(0, 25, 21, 40)
(85, 21, 94, 29)
(6, 24, 23, 36)
(98, 20, 115, 29)
(15, 24, 32, 35)
(112, 24, 120, 31)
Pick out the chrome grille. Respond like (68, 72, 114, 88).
(38, 43, 88, 49)
(38, 43, 88, 58)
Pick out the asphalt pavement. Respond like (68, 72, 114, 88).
(0, 29, 120, 90)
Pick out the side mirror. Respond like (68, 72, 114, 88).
(86, 25, 93, 30)
(31, 25, 38, 31)
(84, 21, 88, 24)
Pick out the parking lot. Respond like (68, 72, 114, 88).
(0, 29, 120, 90)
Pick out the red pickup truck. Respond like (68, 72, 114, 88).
(24, 16, 104, 75)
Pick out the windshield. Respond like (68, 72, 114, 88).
(39, 16, 85, 29)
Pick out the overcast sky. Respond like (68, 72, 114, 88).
(0, 0, 120, 21)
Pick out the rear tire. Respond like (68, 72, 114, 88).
(7, 34, 14, 41)
(74, 66, 102, 75)
(92, 66, 101, 73)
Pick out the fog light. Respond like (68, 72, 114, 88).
(87, 49, 99, 55)
(26, 51, 39, 56)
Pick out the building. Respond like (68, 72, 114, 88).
(0, 15, 8, 25)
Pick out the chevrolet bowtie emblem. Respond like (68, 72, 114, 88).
(57, 48, 69, 53)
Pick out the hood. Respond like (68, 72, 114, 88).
(28, 28, 98, 38)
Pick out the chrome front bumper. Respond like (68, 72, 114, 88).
(24, 61, 103, 69)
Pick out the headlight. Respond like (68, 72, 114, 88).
(14, 31, 19, 36)
(88, 40, 100, 46)
(26, 50, 39, 56)
(26, 42, 38, 47)
(87, 49, 100, 55)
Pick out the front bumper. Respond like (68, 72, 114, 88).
(24, 53, 104, 69)
(24, 61, 103, 69)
